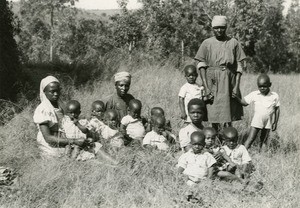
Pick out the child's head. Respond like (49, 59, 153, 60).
(203, 127, 217, 148)
(66, 100, 81, 120)
(128, 99, 142, 119)
(257, 74, 271, 95)
(153, 116, 166, 135)
(190, 131, 206, 154)
(151, 107, 165, 117)
(114, 72, 131, 97)
(187, 98, 206, 124)
(104, 109, 119, 129)
(184, 65, 198, 84)
(91, 100, 105, 119)
(223, 127, 239, 150)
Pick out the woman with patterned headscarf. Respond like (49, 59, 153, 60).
(194, 15, 246, 132)
(33, 76, 86, 158)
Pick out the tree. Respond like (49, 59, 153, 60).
(0, 0, 20, 100)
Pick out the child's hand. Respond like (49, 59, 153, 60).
(180, 112, 187, 120)
(272, 123, 277, 131)
(73, 118, 79, 125)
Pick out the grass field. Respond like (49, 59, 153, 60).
(0, 59, 299, 207)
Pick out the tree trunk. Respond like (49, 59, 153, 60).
(50, 5, 54, 62)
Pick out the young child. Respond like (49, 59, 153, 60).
(204, 127, 245, 183)
(179, 98, 206, 152)
(120, 99, 146, 145)
(100, 109, 124, 148)
(179, 65, 205, 123)
(60, 100, 92, 159)
(177, 131, 216, 186)
(233, 74, 280, 151)
(145, 107, 172, 132)
(143, 116, 170, 151)
(105, 71, 135, 121)
(222, 127, 252, 179)
(87, 100, 106, 134)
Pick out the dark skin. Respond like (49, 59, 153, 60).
(40, 83, 85, 147)
(178, 131, 214, 179)
(66, 101, 90, 135)
(91, 101, 105, 120)
(179, 66, 198, 120)
(144, 116, 166, 149)
(233, 74, 280, 150)
(198, 25, 242, 130)
(115, 80, 130, 98)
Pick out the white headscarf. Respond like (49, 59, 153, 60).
(114, 71, 131, 83)
(39, 76, 59, 102)
(211, 15, 227, 28)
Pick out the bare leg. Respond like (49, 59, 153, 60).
(217, 171, 244, 183)
(244, 127, 260, 149)
(64, 145, 72, 157)
(71, 145, 80, 159)
(259, 129, 270, 152)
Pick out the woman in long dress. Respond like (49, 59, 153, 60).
(194, 15, 246, 131)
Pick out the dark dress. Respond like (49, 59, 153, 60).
(105, 93, 135, 120)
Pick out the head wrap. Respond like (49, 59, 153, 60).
(114, 71, 131, 83)
(39, 76, 59, 102)
(211, 15, 227, 28)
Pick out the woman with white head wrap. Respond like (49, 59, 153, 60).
(194, 15, 246, 132)
(33, 76, 85, 158)
(105, 71, 135, 121)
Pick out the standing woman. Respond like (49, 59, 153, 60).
(194, 16, 246, 131)
(33, 76, 85, 158)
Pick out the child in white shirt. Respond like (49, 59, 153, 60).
(143, 116, 170, 151)
(120, 99, 145, 145)
(233, 74, 280, 151)
(87, 100, 106, 134)
(178, 131, 216, 186)
(222, 127, 252, 179)
(179, 65, 205, 123)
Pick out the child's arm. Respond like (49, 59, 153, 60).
(74, 119, 89, 134)
(207, 166, 214, 179)
(272, 106, 280, 131)
(179, 97, 187, 120)
(177, 166, 185, 174)
(220, 151, 236, 167)
(120, 123, 127, 135)
(232, 95, 249, 106)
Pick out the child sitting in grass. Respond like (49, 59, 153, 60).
(100, 109, 124, 148)
(233, 74, 280, 151)
(120, 99, 146, 146)
(143, 116, 170, 151)
(87, 100, 106, 133)
(204, 127, 246, 183)
(179, 65, 205, 123)
(179, 98, 205, 152)
(106, 71, 135, 121)
(177, 131, 216, 186)
(222, 127, 252, 179)
(61, 100, 96, 159)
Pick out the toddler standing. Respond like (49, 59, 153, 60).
(179, 65, 205, 123)
(233, 74, 280, 151)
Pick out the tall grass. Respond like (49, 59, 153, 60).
(0, 58, 299, 207)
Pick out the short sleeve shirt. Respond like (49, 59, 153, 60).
(244, 90, 280, 129)
(121, 115, 145, 139)
(143, 130, 169, 151)
(178, 151, 216, 179)
(179, 123, 203, 148)
(222, 145, 251, 165)
(60, 116, 88, 139)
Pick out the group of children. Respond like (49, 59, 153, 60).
(59, 66, 280, 191)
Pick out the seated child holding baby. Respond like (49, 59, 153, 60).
(120, 99, 146, 146)
(87, 100, 106, 133)
(222, 127, 252, 179)
(60, 100, 99, 160)
(143, 116, 171, 151)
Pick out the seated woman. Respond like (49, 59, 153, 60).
(33, 76, 86, 158)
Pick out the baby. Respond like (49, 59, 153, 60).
(177, 131, 216, 186)
(233, 74, 280, 151)
(101, 109, 124, 148)
(179, 98, 206, 152)
(143, 116, 170, 151)
(60, 100, 91, 159)
(179, 65, 205, 123)
(222, 127, 252, 179)
(120, 99, 146, 145)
